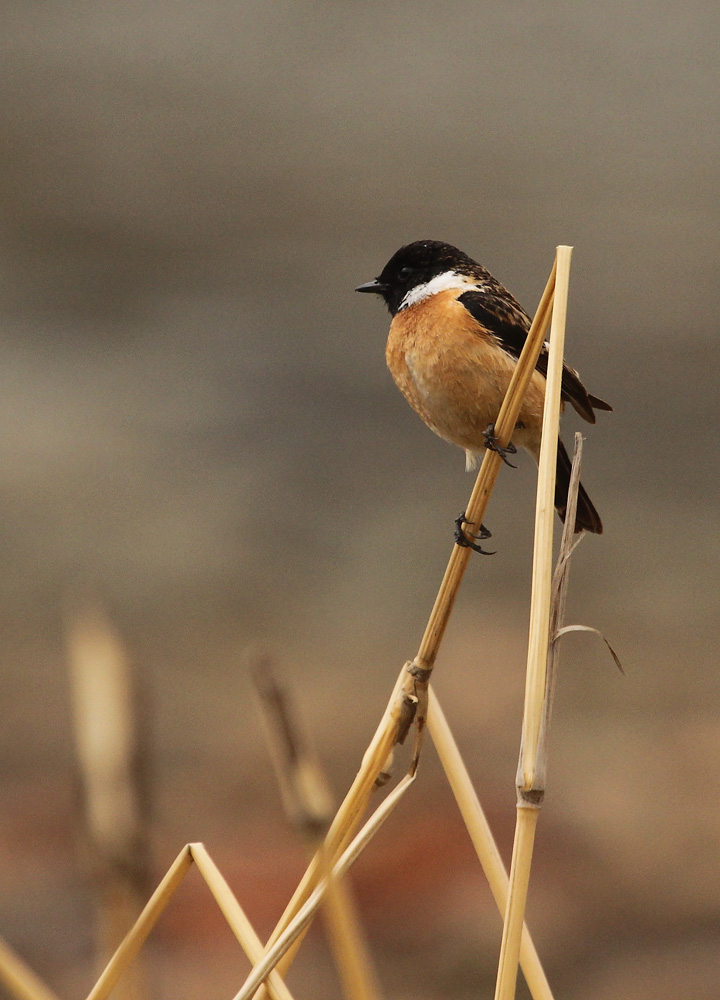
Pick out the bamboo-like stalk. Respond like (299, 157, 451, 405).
(427, 692, 554, 1000)
(493, 808, 541, 1000)
(0, 938, 63, 1000)
(85, 846, 193, 1000)
(253, 257, 558, 999)
(494, 246, 573, 1000)
(189, 844, 296, 1000)
(520, 247, 573, 789)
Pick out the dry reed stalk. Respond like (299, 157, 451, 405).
(426, 692, 554, 1000)
(519, 246, 573, 789)
(85, 846, 193, 1000)
(83, 841, 298, 1000)
(231, 774, 416, 1000)
(188, 844, 296, 1000)
(493, 807, 541, 1000)
(252, 257, 558, 1000)
(494, 247, 573, 1000)
(0, 937, 63, 1000)
(251, 660, 381, 1000)
(66, 606, 151, 1000)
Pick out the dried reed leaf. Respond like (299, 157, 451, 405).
(553, 625, 624, 674)
(252, 670, 408, 999)
(315, 853, 383, 1000)
(534, 431, 585, 791)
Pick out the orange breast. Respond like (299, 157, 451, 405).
(385, 290, 547, 453)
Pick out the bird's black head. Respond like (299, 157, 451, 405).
(356, 240, 480, 315)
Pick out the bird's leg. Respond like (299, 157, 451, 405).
(482, 423, 517, 468)
(454, 512, 495, 555)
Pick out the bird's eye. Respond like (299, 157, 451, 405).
(398, 266, 413, 281)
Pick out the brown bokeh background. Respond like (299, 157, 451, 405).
(1, 2, 719, 998)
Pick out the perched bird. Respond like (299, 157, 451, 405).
(356, 240, 611, 535)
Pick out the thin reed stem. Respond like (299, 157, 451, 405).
(493, 808, 540, 1000)
(520, 247, 573, 788)
(494, 246, 573, 1000)
(427, 692, 555, 1000)
(85, 847, 193, 1000)
(190, 844, 296, 1000)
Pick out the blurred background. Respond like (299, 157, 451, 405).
(0, 1, 718, 998)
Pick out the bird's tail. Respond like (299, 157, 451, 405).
(554, 437, 602, 534)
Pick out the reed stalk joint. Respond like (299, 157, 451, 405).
(516, 787, 545, 809)
(406, 660, 433, 684)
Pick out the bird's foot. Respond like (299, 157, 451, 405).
(482, 423, 517, 468)
(454, 512, 495, 555)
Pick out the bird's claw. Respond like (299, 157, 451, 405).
(483, 423, 517, 468)
(454, 512, 495, 555)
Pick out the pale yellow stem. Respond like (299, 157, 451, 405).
(85, 846, 193, 1000)
(495, 245, 574, 1000)
(520, 246, 573, 787)
(427, 692, 554, 1000)
(494, 808, 540, 1000)
(189, 844, 296, 1000)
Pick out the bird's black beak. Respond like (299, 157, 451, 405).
(355, 278, 388, 295)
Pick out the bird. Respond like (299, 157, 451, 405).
(356, 240, 611, 536)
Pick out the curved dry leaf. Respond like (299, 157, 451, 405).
(553, 624, 625, 674)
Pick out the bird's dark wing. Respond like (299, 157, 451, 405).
(457, 288, 531, 357)
(457, 289, 612, 423)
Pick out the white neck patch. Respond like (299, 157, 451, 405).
(398, 270, 477, 311)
